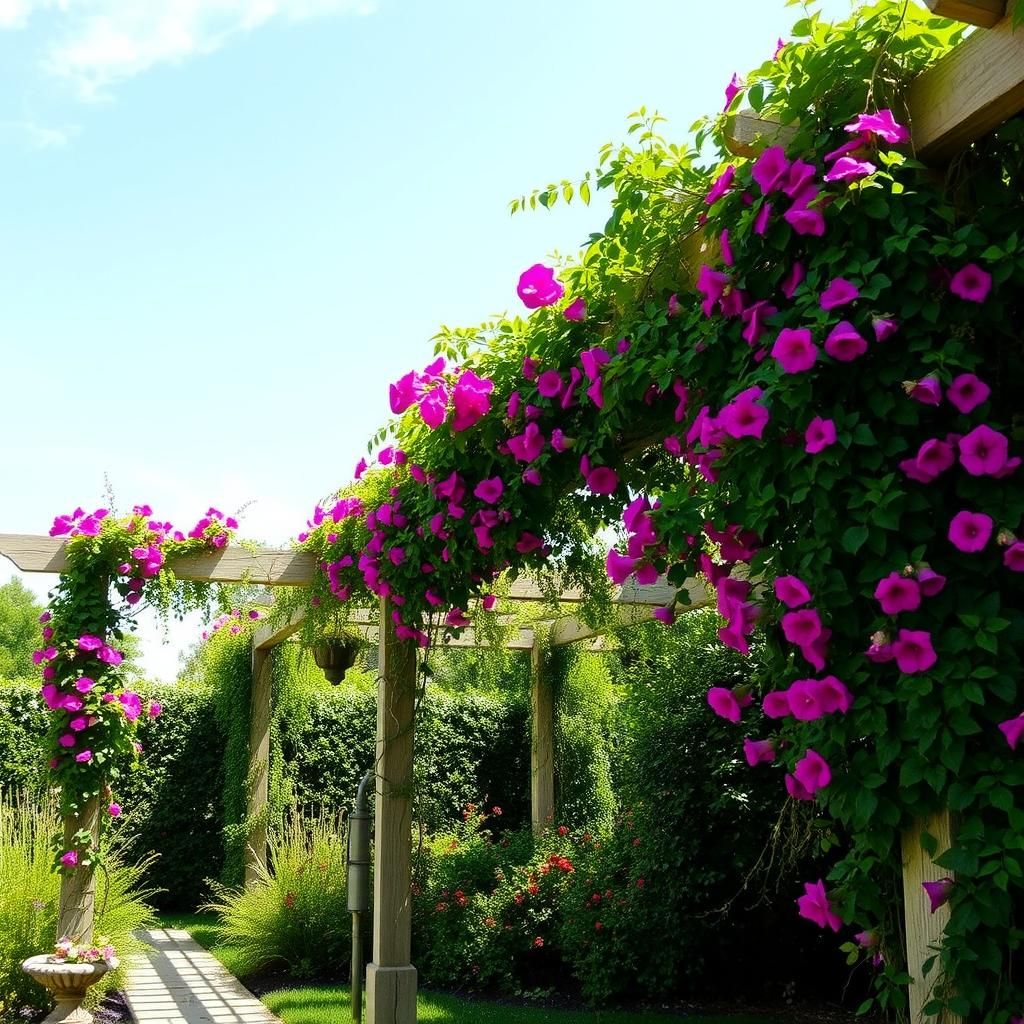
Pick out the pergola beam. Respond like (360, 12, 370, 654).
(923, 0, 1005, 26)
(723, 110, 797, 158)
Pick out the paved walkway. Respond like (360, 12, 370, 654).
(124, 928, 280, 1024)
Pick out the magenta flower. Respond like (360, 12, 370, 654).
(517, 264, 564, 309)
(771, 328, 818, 374)
(999, 714, 1024, 749)
(917, 567, 946, 595)
(823, 156, 876, 183)
(719, 229, 734, 267)
(606, 549, 637, 585)
(60, 850, 79, 868)
(580, 347, 610, 382)
(653, 607, 675, 625)
(75, 750, 93, 764)
(947, 373, 990, 414)
(783, 160, 815, 198)
(707, 685, 748, 724)
(451, 370, 494, 432)
(782, 609, 823, 647)
(763, 691, 791, 718)
(793, 749, 831, 796)
(508, 422, 545, 463)
(784, 203, 825, 236)
(120, 692, 143, 721)
(908, 376, 942, 406)
(696, 264, 731, 318)
(522, 356, 539, 380)
(804, 416, 837, 454)
(875, 573, 921, 615)
(786, 679, 827, 722)
(389, 370, 419, 414)
(797, 880, 843, 932)
(536, 370, 563, 399)
(816, 675, 854, 714)
(98, 646, 123, 666)
(922, 878, 954, 914)
(106, 802, 124, 818)
(786, 774, 812, 801)
(474, 477, 504, 504)
(563, 297, 586, 321)
(872, 317, 899, 342)
(949, 263, 991, 303)
(959, 424, 1009, 476)
(741, 300, 776, 346)
(1004, 542, 1024, 571)
(587, 467, 619, 495)
(445, 608, 471, 628)
(774, 575, 812, 608)
(58, 733, 75, 748)
(819, 277, 859, 310)
(949, 510, 993, 552)
(751, 146, 789, 194)
(844, 109, 909, 144)
(743, 737, 776, 766)
(77, 635, 103, 652)
(515, 532, 544, 554)
(753, 202, 772, 236)
(781, 261, 805, 299)
(419, 385, 449, 429)
(722, 72, 742, 111)
(718, 387, 770, 440)
(892, 629, 937, 674)
(913, 438, 955, 481)
(824, 320, 867, 361)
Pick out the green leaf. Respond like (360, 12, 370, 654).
(841, 525, 869, 554)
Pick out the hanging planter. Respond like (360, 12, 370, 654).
(312, 637, 360, 684)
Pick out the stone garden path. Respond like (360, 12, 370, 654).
(124, 929, 280, 1024)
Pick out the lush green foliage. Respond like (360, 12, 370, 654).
(0, 580, 44, 680)
(0, 791, 155, 1016)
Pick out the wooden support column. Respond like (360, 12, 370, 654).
(366, 597, 417, 1024)
(923, 0, 1005, 26)
(57, 795, 100, 942)
(902, 811, 961, 1024)
(244, 645, 272, 885)
(530, 639, 555, 834)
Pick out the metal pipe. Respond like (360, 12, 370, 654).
(348, 769, 374, 1022)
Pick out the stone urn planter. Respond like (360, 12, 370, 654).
(21, 956, 110, 1024)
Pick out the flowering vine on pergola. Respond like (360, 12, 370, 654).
(3, 3, 1024, 1023)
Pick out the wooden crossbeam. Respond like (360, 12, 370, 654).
(924, 0, 1005, 26)
(723, 110, 798, 158)
(909, 1, 1024, 161)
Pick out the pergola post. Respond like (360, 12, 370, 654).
(365, 597, 417, 1024)
(57, 794, 100, 941)
(902, 811, 961, 1024)
(530, 638, 555, 834)
(244, 645, 272, 885)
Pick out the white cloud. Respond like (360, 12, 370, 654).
(0, 117, 79, 148)
(1, 0, 376, 98)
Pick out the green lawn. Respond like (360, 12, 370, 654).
(158, 913, 781, 1024)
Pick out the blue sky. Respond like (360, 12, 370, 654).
(0, 0, 856, 678)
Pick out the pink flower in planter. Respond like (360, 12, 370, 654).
(824, 156, 876, 183)
(61, 851, 79, 868)
(752, 146, 789, 194)
(763, 691, 791, 718)
(824, 321, 867, 361)
(819, 278, 859, 310)
(793, 749, 831, 795)
(451, 370, 494, 432)
(563, 297, 586, 321)
(875, 573, 921, 614)
(771, 328, 818, 373)
(922, 878, 954, 913)
(805, 417, 837, 454)
(892, 629, 937, 674)
(949, 263, 991, 303)
(718, 387, 770, 440)
(474, 477, 504, 504)
(774, 575, 812, 608)
(949, 510, 993, 552)
(781, 261, 805, 298)
(947, 373, 990, 414)
(959, 424, 1009, 476)
(999, 713, 1024, 749)
(517, 264, 564, 309)
(782, 609, 823, 647)
(797, 880, 843, 931)
(844, 109, 909, 144)
(587, 467, 619, 495)
(705, 165, 735, 205)
(744, 738, 776, 766)
(872, 317, 899, 342)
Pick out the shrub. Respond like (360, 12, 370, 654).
(0, 790, 156, 1017)
(205, 810, 350, 980)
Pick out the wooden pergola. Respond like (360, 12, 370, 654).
(3, 4, 1024, 1020)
